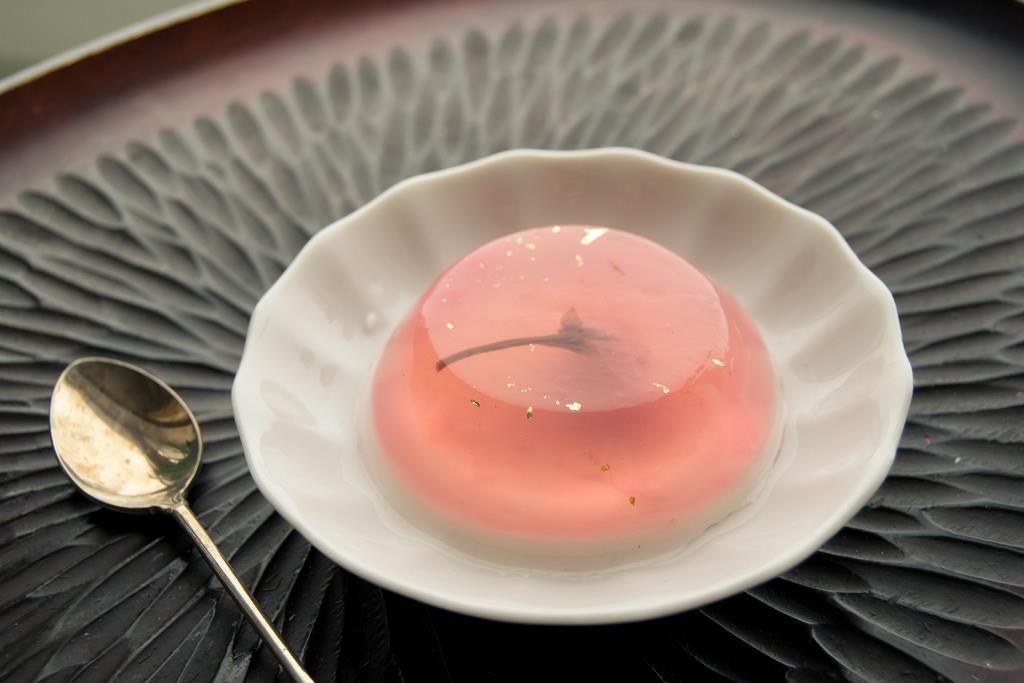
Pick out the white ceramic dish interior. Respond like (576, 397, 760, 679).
(232, 148, 913, 624)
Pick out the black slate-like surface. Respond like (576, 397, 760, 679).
(1, 5, 1023, 682)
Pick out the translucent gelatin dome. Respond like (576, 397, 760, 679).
(372, 225, 779, 549)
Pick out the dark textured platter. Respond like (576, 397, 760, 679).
(1, 0, 1023, 681)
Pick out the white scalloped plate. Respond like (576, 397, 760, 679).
(232, 148, 913, 624)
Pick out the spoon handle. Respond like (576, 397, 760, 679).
(171, 502, 314, 683)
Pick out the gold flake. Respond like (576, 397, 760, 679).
(516, 236, 524, 244)
(446, 322, 455, 330)
(652, 382, 670, 394)
(711, 358, 727, 367)
(525, 243, 536, 250)
(580, 227, 608, 246)
(629, 496, 636, 506)
(469, 399, 480, 407)
(566, 401, 582, 411)
(555, 400, 560, 405)
(506, 250, 513, 257)
(441, 297, 448, 303)
(575, 254, 584, 268)
(552, 225, 561, 233)
(506, 382, 516, 388)
(543, 276, 550, 282)
(526, 406, 534, 419)
(521, 387, 531, 393)
(601, 464, 610, 472)
(529, 344, 536, 352)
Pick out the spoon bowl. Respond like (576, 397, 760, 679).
(50, 357, 201, 511)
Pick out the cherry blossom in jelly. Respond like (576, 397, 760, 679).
(372, 225, 779, 546)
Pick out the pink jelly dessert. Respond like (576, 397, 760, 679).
(372, 225, 779, 548)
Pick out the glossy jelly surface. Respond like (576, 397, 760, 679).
(372, 226, 778, 546)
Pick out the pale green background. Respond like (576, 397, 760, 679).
(0, 0, 195, 78)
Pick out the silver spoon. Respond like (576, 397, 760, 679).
(49, 357, 314, 683)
